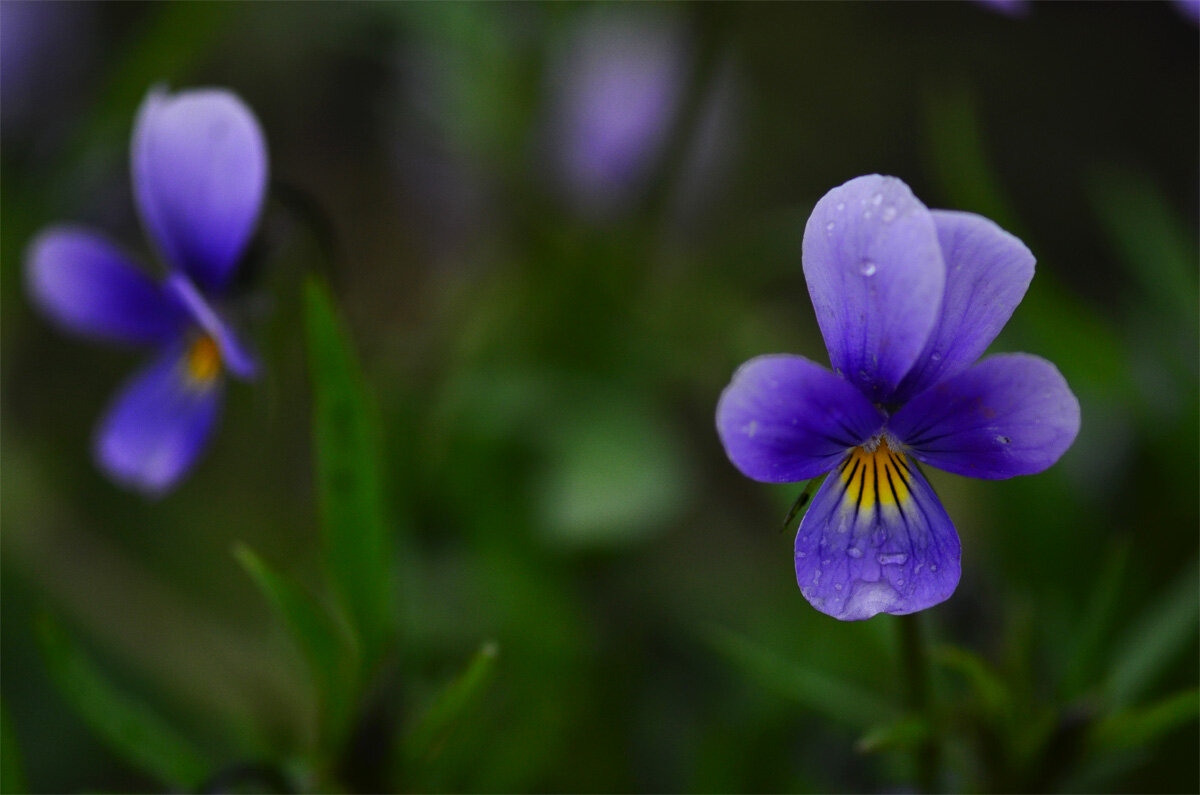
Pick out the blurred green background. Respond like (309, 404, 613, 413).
(2, 2, 1197, 792)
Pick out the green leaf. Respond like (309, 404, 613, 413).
(705, 626, 896, 731)
(233, 544, 360, 751)
(1089, 687, 1200, 752)
(0, 701, 27, 795)
(1105, 559, 1200, 708)
(304, 277, 396, 669)
(934, 644, 1012, 719)
(401, 642, 500, 769)
(35, 614, 211, 789)
(855, 714, 930, 754)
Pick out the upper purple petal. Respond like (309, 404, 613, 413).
(716, 354, 886, 483)
(795, 445, 961, 621)
(163, 273, 258, 380)
(891, 211, 1035, 403)
(25, 226, 185, 345)
(132, 87, 267, 293)
(803, 175, 946, 403)
(889, 353, 1081, 480)
(94, 345, 224, 495)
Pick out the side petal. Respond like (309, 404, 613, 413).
(889, 353, 1081, 479)
(132, 87, 267, 292)
(716, 354, 885, 483)
(164, 273, 259, 380)
(25, 227, 185, 345)
(94, 346, 224, 495)
(891, 211, 1035, 402)
(802, 175, 945, 402)
(795, 445, 961, 621)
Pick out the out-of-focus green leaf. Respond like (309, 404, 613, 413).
(35, 614, 210, 789)
(1062, 539, 1130, 699)
(304, 278, 396, 670)
(933, 645, 1011, 719)
(1088, 167, 1198, 326)
(0, 701, 27, 795)
(1089, 687, 1200, 752)
(1105, 559, 1200, 708)
(705, 627, 896, 731)
(400, 642, 500, 770)
(233, 544, 360, 751)
(855, 713, 930, 754)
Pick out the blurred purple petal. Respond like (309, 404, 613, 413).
(802, 175, 945, 403)
(892, 211, 1035, 402)
(25, 227, 185, 345)
(163, 273, 258, 379)
(974, 0, 1031, 17)
(716, 354, 885, 483)
(94, 345, 224, 495)
(546, 10, 685, 217)
(132, 87, 268, 292)
(890, 354, 1081, 479)
(795, 444, 961, 621)
(1176, 0, 1200, 24)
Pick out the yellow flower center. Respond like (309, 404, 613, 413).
(186, 335, 222, 384)
(839, 438, 912, 512)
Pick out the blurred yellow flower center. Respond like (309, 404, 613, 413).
(186, 335, 222, 384)
(839, 439, 912, 511)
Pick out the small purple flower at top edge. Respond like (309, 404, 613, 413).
(716, 175, 1080, 621)
(25, 86, 268, 495)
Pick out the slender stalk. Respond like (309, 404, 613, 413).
(898, 613, 939, 793)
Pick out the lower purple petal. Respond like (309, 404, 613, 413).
(889, 353, 1080, 479)
(716, 354, 885, 483)
(94, 346, 223, 495)
(795, 445, 961, 621)
(25, 227, 185, 345)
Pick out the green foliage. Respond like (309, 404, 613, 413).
(304, 277, 397, 672)
(233, 544, 360, 752)
(397, 641, 500, 787)
(34, 614, 211, 790)
(0, 701, 27, 795)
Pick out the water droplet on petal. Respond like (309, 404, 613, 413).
(878, 552, 909, 565)
(834, 583, 843, 591)
(836, 202, 845, 211)
(930, 564, 938, 572)
(995, 435, 1011, 445)
(872, 193, 883, 206)
(826, 221, 835, 233)
(859, 261, 877, 276)
(796, 551, 806, 559)
(847, 547, 863, 559)
(930, 352, 942, 361)
(881, 206, 897, 222)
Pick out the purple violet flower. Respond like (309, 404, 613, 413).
(716, 175, 1080, 621)
(25, 87, 267, 495)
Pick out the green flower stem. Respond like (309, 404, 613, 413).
(899, 613, 939, 793)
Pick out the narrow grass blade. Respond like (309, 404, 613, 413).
(401, 642, 500, 769)
(303, 278, 396, 669)
(705, 626, 896, 731)
(35, 614, 210, 789)
(234, 544, 360, 750)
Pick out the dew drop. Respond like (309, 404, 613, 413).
(836, 201, 845, 211)
(859, 261, 877, 276)
(872, 193, 883, 206)
(881, 206, 897, 222)
(847, 547, 864, 559)
(862, 210, 872, 220)
(878, 552, 908, 566)
(834, 583, 843, 591)
(897, 579, 905, 586)
(826, 221, 835, 233)
(930, 352, 942, 362)
(995, 435, 1011, 445)
(796, 551, 806, 558)
(930, 564, 938, 572)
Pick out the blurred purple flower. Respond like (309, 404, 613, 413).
(716, 175, 1080, 620)
(25, 87, 267, 495)
(543, 9, 734, 221)
(973, 0, 1031, 18)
